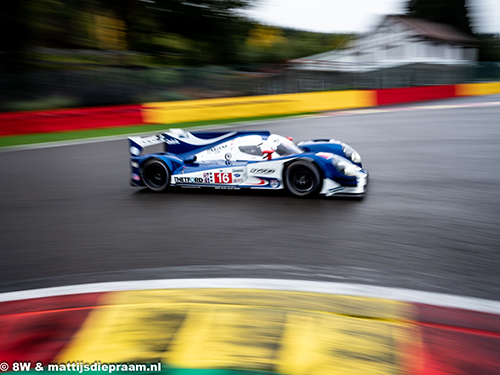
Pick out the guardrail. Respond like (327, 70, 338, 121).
(1, 82, 499, 137)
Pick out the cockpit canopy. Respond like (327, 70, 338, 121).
(261, 134, 303, 157)
(195, 134, 303, 162)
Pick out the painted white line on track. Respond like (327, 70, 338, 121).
(1, 278, 500, 314)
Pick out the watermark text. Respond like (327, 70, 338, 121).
(0, 362, 162, 373)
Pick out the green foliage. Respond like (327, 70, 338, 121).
(407, 0, 473, 35)
(477, 36, 500, 61)
(140, 69, 183, 86)
(133, 91, 194, 104)
(0, 96, 82, 112)
(0, 0, 349, 69)
(0, 0, 255, 66)
(242, 26, 351, 64)
(406, 0, 500, 61)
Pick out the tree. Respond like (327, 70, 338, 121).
(152, 0, 254, 63)
(0, 0, 31, 70)
(0, 0, 256, 67)
(407, 0, 473, 35)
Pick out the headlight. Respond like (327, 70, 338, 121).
(342, 143, 362, 164)
(331, 154, 361, 176)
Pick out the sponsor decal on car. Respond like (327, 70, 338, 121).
(233, 168, 244, 173)
(233, 174, 245, 184)
(131, 173, 141, 181)
(247, 178, 279, 187)
(203, 173, 214, 183)
(165, 139, 180, 145)
(214, 171, 233, 184)
(248, 178, 268, 186)
(206, 144, 228, 153)
(174, 177, 204, 184)
(199, 172, 235, 184)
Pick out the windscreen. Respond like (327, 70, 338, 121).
(274, 138, 303, 156)
(238, 145, 262, 156)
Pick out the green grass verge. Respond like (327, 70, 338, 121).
(0, 113, 311, 148)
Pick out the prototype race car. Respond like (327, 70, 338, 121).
(128, 129, 368, 197)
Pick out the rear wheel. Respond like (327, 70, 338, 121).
(285, 161, 322, 197)
(142, 159, 170, 192)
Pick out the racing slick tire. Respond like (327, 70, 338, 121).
(142, 159, 170, 192)
(285, 161, 322, 197)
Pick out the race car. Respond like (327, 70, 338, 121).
(128, 129, 368, 197)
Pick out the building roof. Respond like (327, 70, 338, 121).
(387, 15, 478, 44)
(288, 15, 478, 72)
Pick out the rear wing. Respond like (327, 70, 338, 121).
(128, 129, 195, 156)
(128, 134, 165, 156)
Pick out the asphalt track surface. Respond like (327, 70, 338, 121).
(1, 95, 500, 302)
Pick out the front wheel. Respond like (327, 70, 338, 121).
(142, 159, 170, 192)
(285, 161, 322, 197)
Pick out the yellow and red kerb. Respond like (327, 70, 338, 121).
(1, 289, 500, 375)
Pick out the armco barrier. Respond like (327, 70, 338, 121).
(0, 105, 144, 137)
(142, 82, 500, 125)
(1, 82, 500, 138)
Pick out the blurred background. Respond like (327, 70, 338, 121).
(2, 2, 500, 373)
(0, 0, 499, 111)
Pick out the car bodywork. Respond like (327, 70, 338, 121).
(128, 129, 368, 197)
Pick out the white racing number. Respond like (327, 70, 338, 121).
(214, 172, 233, 184)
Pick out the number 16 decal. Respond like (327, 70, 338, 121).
(214, 172, 233, 184)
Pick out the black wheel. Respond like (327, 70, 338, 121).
(142, 159, 170, 192)
(285, 161, 322, 197)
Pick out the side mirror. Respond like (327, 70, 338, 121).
(262, 150, 274, 160)
(184, 155, 197, 164)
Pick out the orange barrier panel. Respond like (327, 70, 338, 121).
(456, 82, 500, 97)
(142, 90, 377, 124)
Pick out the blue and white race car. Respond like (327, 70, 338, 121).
(128, 129, 368, 197)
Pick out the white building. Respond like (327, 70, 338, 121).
(289, 15, 478, 73)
